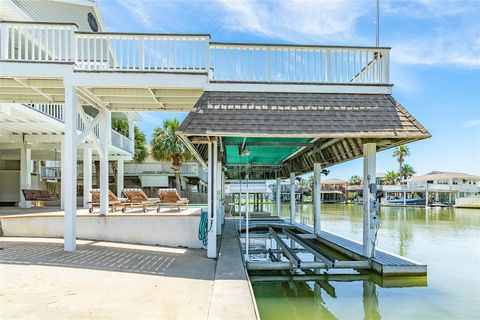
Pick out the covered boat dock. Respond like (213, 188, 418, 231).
(177, 91, 430, 275)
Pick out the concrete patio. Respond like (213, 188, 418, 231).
(0, 237, 216, 320)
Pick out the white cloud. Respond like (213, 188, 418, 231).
(214, 0, 369, 43)
(465, 118, 480, 128)
(391, 33, 480, 68)
(115, 0, 479, 69)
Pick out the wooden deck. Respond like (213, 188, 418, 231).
(317, 230, 427, 276)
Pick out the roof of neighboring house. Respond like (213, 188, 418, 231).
(3, 0, 107, 32)
(321, 178, 347, 185)
(178, 92, 430, 138)
(406, 171, 480, 182)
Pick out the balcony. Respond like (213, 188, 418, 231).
(0, 21, 390, 85)
(124, 162, 207, 182)
(25, 103, 134, 154)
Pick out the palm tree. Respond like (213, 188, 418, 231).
(400, 164, 416, 180)
(382, 170, 398, 185)
(348, 175, 362, 185)
(151, 119, 191, 191)
(392, 145, 410, 174)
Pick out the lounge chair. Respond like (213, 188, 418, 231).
(88, 189, 127, 213)
(157, 188, 189, 212)
(21, 189, 59, 206)
(122, 188, 160, 213)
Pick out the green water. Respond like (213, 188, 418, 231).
(251, 204, 480, 319)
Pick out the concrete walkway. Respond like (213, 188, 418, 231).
(208, 219, 258, 320)
(0, 237, 216, 320)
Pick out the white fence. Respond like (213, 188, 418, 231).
(1, 21, 390, 85)
(26, 103, 133, 154)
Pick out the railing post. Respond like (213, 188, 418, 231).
(384, 50, 390, 84)
(70, 27, 76, 64)
(266, 48, 271, 82)
(326, 49, 331, 82)
(205, 38, 210, 76)
(139, 36, 144, 70)
(1, 23, 9, 60)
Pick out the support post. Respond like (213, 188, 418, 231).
(83, 148, 92, 208)
(207, 140, 218, 258)
(128, 121, 135, 140)
(117, 159, 124, 198)
(276, 176, 281, 218)
(216, 161, 223, 235)
(19, 143, 31, 208)
(425, 191, 429, 207)
(290, 172, 296, 224)
(362, 143, 376, 257)
(403, 191, 406, 206)
(60, 138, 65, 209)
(99, 111, 111, 214)
(63, 84, 78, 252)
(314, 163, 322, 235)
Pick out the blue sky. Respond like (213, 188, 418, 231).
(97, 0, 480, 179)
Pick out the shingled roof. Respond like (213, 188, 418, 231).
(178, 92, 430, 138)
(178, 91, 431, 178)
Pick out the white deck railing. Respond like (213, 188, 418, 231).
(1, 21, 390, 84)
(26, 103, 133, 154)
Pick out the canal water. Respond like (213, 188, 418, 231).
(251, 204, 480, 319)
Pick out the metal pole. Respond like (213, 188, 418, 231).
(276, 175, 281, 218)
(290, 172, 296, 224)
(362, 143, 376, 257)
(314, 163, 322, 235)
(376, 0, 380, 47)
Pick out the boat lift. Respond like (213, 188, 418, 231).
(241, 223, 371, 271)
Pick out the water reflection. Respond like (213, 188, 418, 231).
(251, 204, 480, 319)
(252, 274, 386, 320)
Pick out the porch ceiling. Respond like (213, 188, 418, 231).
(0, 77, 204, 111)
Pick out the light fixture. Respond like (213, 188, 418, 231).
(240, 148, 251, 156)
(321, 169, 330, 176)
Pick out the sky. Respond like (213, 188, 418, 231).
(97, 0, 480, 180)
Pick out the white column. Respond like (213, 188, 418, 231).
(83, 148, 92, 208)
(99, 111, 111, 214)
(117, 159, 124, 197)
(207, 141, 218, 258)
(63, 84, 78, 252)
(216, 161, 223, 235)
(403, 191, 406, 205)
(314, 163, 322, 235)
(425, 191, 429, 207)
(290, 172, 296, 224)
(128, 120, 135, 140)
(448, 192, 452, 203)
(276, 176, 281, 218)
(60, 138, 65, 209)
(19, 144, 31, 208)
(435, 192, 439, 202)
(362, 143, 376, 257)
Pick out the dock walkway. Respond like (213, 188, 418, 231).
(208, 219, 258, 320)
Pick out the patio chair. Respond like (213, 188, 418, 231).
(88, 189, 127, 213)
(157, 188, 189, 212)
(122, 188, 160, 213)
(21, 189, 59, 206)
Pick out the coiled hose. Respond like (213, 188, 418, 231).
(198, 209, 211, 246)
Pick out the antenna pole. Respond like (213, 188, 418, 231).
(376, 0, 380, 47)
